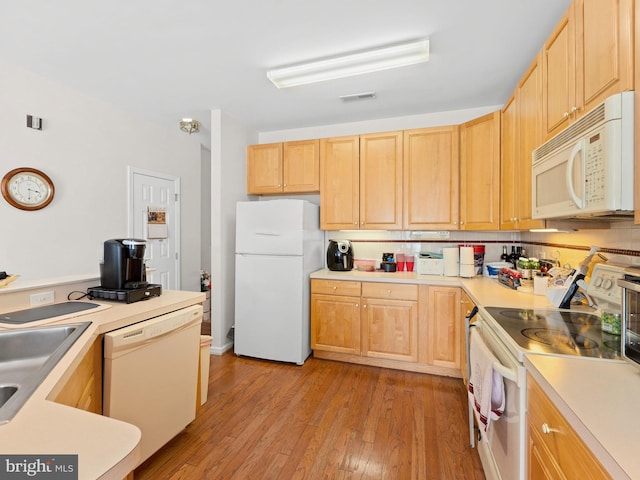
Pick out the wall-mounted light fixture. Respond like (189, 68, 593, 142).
(179, 118, 200, 134)
(267, 39, 430, 89)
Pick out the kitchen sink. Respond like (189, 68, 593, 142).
(0, 322, 91, 424)
(0, 385, 18, 408)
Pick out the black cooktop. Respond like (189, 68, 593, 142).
(484, 307, 621, 360)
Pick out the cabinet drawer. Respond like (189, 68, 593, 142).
(527, 374, 610, 479)
(362, 282, 418, 301)
(311, 279, 361, 296)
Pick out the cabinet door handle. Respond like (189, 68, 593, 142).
(332, 286, 337, 290)
(541, 423, 560, 435)
(563, 111, 570, 118)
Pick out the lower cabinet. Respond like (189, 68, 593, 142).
(361, 282, 418, 362)
(311, 279, 462, 377)
(53, 335, 103, 414)
(311, 279, 361, 355)
(527, 374, 611, 480)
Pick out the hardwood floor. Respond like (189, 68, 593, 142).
(134, 352, 485, 480)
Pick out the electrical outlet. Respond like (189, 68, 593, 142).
(30, 291, 54, 307)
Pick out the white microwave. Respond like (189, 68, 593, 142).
(532, 91, 634, 219)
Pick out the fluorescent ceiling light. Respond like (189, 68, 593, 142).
(267, 39, 430, 88)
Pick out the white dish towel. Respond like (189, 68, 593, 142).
(467, 329, 506, 432)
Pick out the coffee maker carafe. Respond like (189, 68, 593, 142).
(101, 239, 148, 290)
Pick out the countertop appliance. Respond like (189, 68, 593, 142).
(326, 240, 353, 271)
(532, 91, 634, 220)
(103, 304, 202, 467)
(91, 239, 161, 303)
(618, 266, 640, 368)
(468, 263, 626, 480)
(417, 256, 444, 275)
(234, 200, 323, 365)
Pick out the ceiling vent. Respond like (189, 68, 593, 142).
(339, 92, 377, 102)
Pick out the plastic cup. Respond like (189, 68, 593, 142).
(406, 255, 415, 272)
(395, 253, 405, 272)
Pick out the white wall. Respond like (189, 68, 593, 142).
(258, 105, 501, 143)
(210, 109, 257, 353)
(0, 61, 202, 291)
(201, 146, 212, 278)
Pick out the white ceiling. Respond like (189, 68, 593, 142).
(1, 1, 573, 144)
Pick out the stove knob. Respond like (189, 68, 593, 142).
(602, 279, 613, 290)
(593, 277, 603, 288)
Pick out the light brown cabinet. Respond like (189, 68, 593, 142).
(311, 279, 463, 377)
(527, 374, 611, 480)
(320, 132, 402, 230)
(311, 279, 361, 355)
(361, 282, 418, 362)
(359, 131, 403, 230)
(426, 285, 461, 370)
(247, 139, 320, 194)
(403, 126, 460, 230)
(319, 135, 360, 230)
(501, 53, 545, 230)
(53, 336, 102, 414)
(460, 111, 501, 230)
(542, 0, 633, 140)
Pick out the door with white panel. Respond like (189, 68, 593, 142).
(129, 167, 180, 290)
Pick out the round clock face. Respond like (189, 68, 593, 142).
(1, 168, 55, 210)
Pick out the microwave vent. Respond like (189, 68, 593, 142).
(533, 91, 632, 162)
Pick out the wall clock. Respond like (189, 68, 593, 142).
(1, 167, 55, 211)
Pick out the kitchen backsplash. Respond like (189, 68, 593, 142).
(323, 219, 640, 270)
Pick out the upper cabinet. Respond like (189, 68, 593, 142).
(247, 139, 320, 194)
(320, 135, 360, 230)
(320, 132, 403, 230)
(246, 143, 282, 194)
(501, 53, 546, 230)
(542, 0, 633, 139)
(403, 126, 460, 230)
(359, 131, 403, 230)
(500, 93, 518, 230)
(460, 111, 501, 230)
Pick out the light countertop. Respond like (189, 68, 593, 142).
(311, 268, 555, 309)
(0, 289, 205, 480)
(525, 355, 638, 480)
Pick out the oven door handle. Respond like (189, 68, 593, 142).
(490, 356, 517, 383)
(465, 306, 479, 448)
(618, 278, 640, 293)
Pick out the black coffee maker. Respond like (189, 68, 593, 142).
(327, 240, 354, 271)
(101, 239, 148, 290)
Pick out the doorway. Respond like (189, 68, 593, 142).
(128, 167, 181, 290)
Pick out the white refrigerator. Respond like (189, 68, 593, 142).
(234, 199, 323, 365)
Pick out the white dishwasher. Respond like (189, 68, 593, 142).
(103, 304, 202, 467)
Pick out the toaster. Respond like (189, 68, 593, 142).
(417, 257, 444, 275)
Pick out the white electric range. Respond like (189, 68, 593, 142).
(470, 263, 627, 480)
